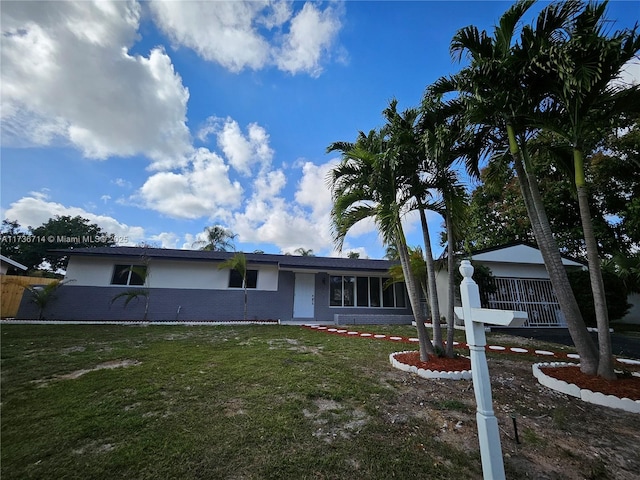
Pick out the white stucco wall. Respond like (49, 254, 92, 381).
(64, 257, 279, 291)
(148, 260, 227, 289)
(65, 257, 117, 286)
(478, 262, 551, 279)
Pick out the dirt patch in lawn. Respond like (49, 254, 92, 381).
(369, 351, 640, 480)
(303, 398, 369, 444)
(268, 338, 323, 355)
(32, 359, 141, 386)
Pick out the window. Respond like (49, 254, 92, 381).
(330, 275, 343, 306)
(356, 277, 369, 307)
(394, 283, 406, 307)
(111, 264, 147, 286)
(369, 277, 381, 307)
(343, 276, 355, 306)
(228, 269, 258, 288)
(329, 275, 406, 308)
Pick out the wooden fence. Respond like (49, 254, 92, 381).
(1, 275, 57, 318)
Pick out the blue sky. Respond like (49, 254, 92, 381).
(2, 1, 638, 260)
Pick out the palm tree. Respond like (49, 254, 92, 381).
(443, 0, 600, 374)
(419, 94, 471, 357)
(385, 244, 399, 260)
(327, 130, 436, 360)
(532, 2, 640, 379)
(24, 279, 72, 320)
(194, 226, 237, 251)
(110, 264, 150, 320)
(218, 252, 248, 321)
(382, 99, 445, 350)
(294, 248, 315, 256)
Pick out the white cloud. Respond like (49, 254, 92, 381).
(294, 160, 335, 215)
(150, 0, 271, 72)
(275, 2, 342, 77)
(138, 148, 243, 219)
(3, 195, 145, 244)
(198, 116, 274, 176)
(230, 160, 338, 253)
(149, 0, 342, 76)
(1, 0, 192, 169)
(148, 231, 181, 249)
(112, 178, 133, 189)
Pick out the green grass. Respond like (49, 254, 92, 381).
(1, 324, 481, 480)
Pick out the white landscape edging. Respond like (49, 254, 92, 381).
(389, 351, 472, 380)
(532, 362, 640, 414)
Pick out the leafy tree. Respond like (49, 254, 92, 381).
(194, 226, 237, 252)
(218, 253, 249, 321)
(2, 216, 116, 273)
(464, 132, 637, 259)
(603, 252, 640, 296)
(464, 167, 536, 250)
(1, 220, 24, 266)
(347, 251, 360, 259)
(567, 269, 631, 327)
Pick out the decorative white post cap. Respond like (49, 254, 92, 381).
(460, 259, 474, 279)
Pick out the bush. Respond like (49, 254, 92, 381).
(567, 269, 631, 327)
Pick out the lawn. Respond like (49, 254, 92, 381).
(1, 324, 481, 480)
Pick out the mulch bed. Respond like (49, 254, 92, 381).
(393, 351, 472, 371)
(540, 365, 640, 401)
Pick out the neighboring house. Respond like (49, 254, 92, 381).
(15, 247, 413, 324)
(0, 254, 28, 275)
(436, 242, 586, 328)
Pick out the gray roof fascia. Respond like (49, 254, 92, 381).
(54, 247, 397, 273)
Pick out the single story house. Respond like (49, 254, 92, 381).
(15, 246, 413, 324)
(436, 242, 587, 328)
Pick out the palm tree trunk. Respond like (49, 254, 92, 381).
(397, 224, 435, 361)
(143, 296, 149, 322)
(507, 124, 599, 374)
(445, 207, 456, 358)
(574, 149, 615, 379)
(243, 282, 248, 322)
(418, 203, 443, 350)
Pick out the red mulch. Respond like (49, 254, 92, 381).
(540, 366, 640, 401)
(394, 351, 471, 371)
(394, 350, 640, 401)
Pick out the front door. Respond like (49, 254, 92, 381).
(293, 273, 315, 318)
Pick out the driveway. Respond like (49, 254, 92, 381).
(490, 327, 640, 359)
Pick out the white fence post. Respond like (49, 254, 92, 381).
(455, 260, 528, 480)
